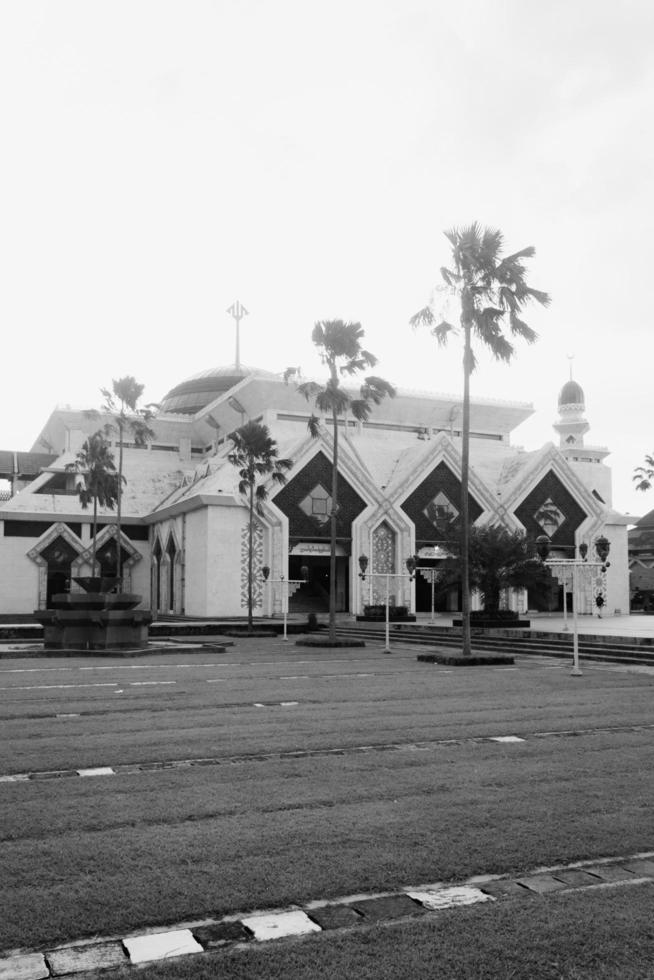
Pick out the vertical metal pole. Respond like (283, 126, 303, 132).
(385, 573, 391, 653)
(571, 563, 581, 676)
(562, 569, 569, 631)
(282, 578, 288, 641)
(430, 574, 435, 624)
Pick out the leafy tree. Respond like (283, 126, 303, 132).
(436, 524, 551, 617)
(633, 454, 654, 492)
(228, 420, 293, 630)
(66, 431, 120, 572)
(100, 377, 155, 583)
(286, 320, 395, 642)
(411, 224, 549, 655)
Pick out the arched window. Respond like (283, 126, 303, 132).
(166, 535, 177, 612)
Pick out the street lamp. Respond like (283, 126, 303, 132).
(262, 565, 308, 641)
(358, 554, 417, 654)
(536, 535, 611, 676)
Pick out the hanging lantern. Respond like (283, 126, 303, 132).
(358, 554, 369, 578)
(262, 566, 270, 581)
(535, 535, 551, 561)
(594, 536, 610, 563)
(579, 542, 588, 560)
(405, 555, 417, 576)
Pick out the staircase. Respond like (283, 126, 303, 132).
(330, 622, 654, 667)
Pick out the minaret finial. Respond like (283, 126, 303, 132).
(227, 301, 249, 370)
(567, 352, 574, 381)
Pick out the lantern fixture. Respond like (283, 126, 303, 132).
(594, 536, 611, 565)
(536, 534, 551, 561)
(579, 542, 588, 561)
(262, 565, 270, 581)
(405, 555, 417, 577)
(358, 554, 369, 579)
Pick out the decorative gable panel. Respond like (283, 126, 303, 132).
(400, 462, 482, 544)
(273, 451, 367, 540)
(514, 471, 587, 549)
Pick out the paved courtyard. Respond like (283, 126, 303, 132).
(2, 633, 654, 978)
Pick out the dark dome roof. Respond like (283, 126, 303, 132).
(558, 380, 585, 407)
(160, 365, 279, 415)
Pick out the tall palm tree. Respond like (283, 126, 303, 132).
(286, 320, 395, 643)
(66, 430, 120, 572)
(101, 377, 155, 584)
(228, 421, 293, 629)
(411, 224, 549, 656)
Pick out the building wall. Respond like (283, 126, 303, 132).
(0, 523, 40, 612)
(184, 509, 209, 616)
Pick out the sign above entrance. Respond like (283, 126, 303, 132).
(418, 545, 449, 560)
(291, 542, 347, 557)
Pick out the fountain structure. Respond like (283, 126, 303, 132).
(34, 577, 152, 651)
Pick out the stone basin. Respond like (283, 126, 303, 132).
(52, 592, 141, 612)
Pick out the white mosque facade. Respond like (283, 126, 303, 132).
(0, 367, 631, 619)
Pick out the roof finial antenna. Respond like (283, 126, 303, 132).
(227, 301, 249, 371)
(566, 352, 574, 381)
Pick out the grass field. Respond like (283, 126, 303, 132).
(1, 637, 654, 975)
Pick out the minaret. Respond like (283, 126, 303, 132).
(553, 362, 589, 451)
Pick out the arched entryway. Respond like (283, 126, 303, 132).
(42, 536, 78, 607)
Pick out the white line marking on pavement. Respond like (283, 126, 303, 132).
(56, 713, 80, 718)
(0, 682, 118, 691)
(281, 701, 299, 707)
(206, 679, 226, 683)
(490, 735, 525, 743)
(241, 910, 321, 941)
(406, 885, 494, 910)
(129, 681, 177, 687)
(77, 767, 115, 777)
(123, 930, 202, 964)
(280, 675, 309, 679)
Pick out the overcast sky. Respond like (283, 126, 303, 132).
(1, 1, 652, 518)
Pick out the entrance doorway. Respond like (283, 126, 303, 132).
(42, 536, 77, 607)
(288, 554, 350, 613)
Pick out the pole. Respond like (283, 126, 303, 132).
(282, 578, 289, 641)
(430, 573, 435, 624)
(562, 570, 569, 631)
(385, 573, 391, 654)
(571, 563, 581, 676)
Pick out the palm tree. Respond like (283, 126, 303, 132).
(633, 454, 654, 492)
(411, 224, 549, 656)
(66, 431, 120, 573)
(286, 320, 395, 642)
(101, 377, 155, 584)
(437, 524, 551, 618)
(228, 421, 293, 629)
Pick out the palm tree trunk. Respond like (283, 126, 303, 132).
(116, 423, 123, 587)
(329, 403, 339, 644)
(92, 496, 98, 572)
(460, 319, 472, 657)
(248, 480, 254, 630)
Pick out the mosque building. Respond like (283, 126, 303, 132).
(0, 363, 630, 619)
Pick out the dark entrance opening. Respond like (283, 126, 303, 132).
(42, 536, 78, 607)
(414, 560, 451, 613)
(288, 554, 350, 613)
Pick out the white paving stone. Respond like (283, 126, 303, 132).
(77, 767, 116, 777)
(406, 885, 494, 910)
(0, 773, 29, 782)
(242, 910, 322, 941)
(124, 929, 203, 963)
(0, 952, 49, 979)
(490, 735, 525, 743)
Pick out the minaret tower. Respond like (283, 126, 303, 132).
(553, 361, 590, 452)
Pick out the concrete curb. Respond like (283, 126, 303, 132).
(2, 852, 654, 978)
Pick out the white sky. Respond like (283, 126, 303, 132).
(1, 0, 652, 518)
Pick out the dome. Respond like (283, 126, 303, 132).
(558, 380, 585, 408)
(160, 365, 280, 415)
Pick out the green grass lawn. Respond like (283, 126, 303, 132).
(1, 643, 654, 966)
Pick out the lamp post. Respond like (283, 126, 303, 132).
(415, 566, 440, 623)
(261, 565, 308, 641)
(358, 554, 417, 654)
(536, 535, 611, 676)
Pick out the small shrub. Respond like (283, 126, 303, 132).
(362, 604, 409, 620)
(471, 609, 519, 621)
(306, 612, 319, 631)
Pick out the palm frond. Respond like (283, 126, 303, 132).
(509, 313, 538, 343)
(409, 306, 436, 330)
(307, 414, 321, 438)
(297, 381, 323, 402)
(431, 319, 455, 346)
